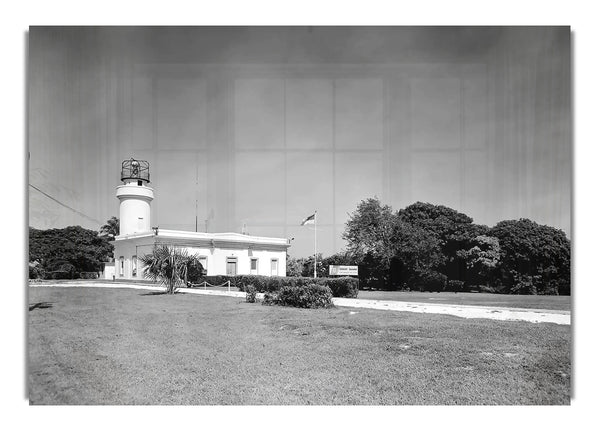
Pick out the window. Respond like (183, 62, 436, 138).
(132, 255, 137, 277)
(250, 258, 258, 275)
(198, 256, 208, 275)
(226, 257, 237, 276)
(270, 259, 278, 276)
(119, 257, 124, 276)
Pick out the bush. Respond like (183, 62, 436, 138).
(413, 271, 447, 292)
(45, 262, 78, 279)
(447, 280, 465, 292)
(29, 264, 45, 280)
(245, 285, 257, 303)
(322, 277, 359, 298)
(79, 272, 98, 279)
(186, 259, 205, 283)
(197, 274, 359, 298)
(262, 284, 334, 309)
(49, 271, 73, 280)
(479, 284, 504, 294)
(510, 273, 541, 295)
(262, 291, 277, 306)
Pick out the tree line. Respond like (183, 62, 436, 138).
(30, 200, 571, 295)
(287, 198, 570, 295)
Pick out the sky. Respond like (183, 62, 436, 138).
(28, 26, 571, 258)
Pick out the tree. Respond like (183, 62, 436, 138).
(286, 254, 305, 277)
(398, 202, 474, 240)
(99, 216, 119, 240)
(343, 198, 443, 289)
(343, 198, 399, 287)
(457, 235, 501, 287)
(301, 253, 326, 278)
(343, 198, 396, 259)
(140, 245, 201, 294)
(387, 221, 445, 290)
(29, 226, 114, 278)
(397, 202, 488, 283)
(320, 251, 357, 276)
(490, 219, 570, 295)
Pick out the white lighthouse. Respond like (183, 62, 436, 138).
(116, 158, 154, 236)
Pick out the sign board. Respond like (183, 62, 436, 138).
(329, 265, 359, 276)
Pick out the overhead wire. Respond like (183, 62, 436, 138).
(29, 183, 102, 225)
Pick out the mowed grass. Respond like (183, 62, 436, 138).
(358, 290, 571, 311)
(28, 286, 570, 405)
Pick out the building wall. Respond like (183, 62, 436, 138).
(113, 237, 155, 280)
(113, 238, 287, 280)
(178, 246, 287, 277)
(103, 262, 115, 280)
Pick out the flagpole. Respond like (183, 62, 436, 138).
(314, 210, 317, 278)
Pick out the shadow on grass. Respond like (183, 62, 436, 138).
(29, 302, 53, 311)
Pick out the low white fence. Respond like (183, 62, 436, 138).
(187, 280, 233, 292)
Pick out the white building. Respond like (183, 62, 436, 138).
(112, 158, 290, 280)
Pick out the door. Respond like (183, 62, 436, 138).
(270, 259, 278, 276)
(226, 257, 237, 276)
(198, 256, 208, 275)
(250, 258, 258, 275)
(131, 256, 137, 277)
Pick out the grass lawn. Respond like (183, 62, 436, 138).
(357, 290, 571, 311)
(28, 285, 570, 405)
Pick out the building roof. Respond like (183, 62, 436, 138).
(115, 229, 291, 250)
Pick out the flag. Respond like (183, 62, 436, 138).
(301, 213, 315, 226)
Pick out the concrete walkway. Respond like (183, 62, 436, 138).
(31, 281, 570, 325)
(333, 297, 570, 325)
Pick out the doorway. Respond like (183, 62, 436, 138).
(226, 257, 237, 276)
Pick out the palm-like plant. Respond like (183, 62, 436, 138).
(140, 245, 197, 294)
(100, 216, 119, 240)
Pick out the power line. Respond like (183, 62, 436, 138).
(29, 183, 102, 225)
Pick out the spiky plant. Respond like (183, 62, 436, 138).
(140, 245, 196, 294)
(99, 216, 119, 239)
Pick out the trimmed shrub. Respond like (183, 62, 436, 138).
(263, 284, 333, 309)
(197, 274, 359, 298)
(79, 272, 98, 279)
(262, 291, 277, 306)
(322, 277, 359, 298)
(245, 285, 257, 303)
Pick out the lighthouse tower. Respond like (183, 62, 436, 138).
(116, 158, 154, 236)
